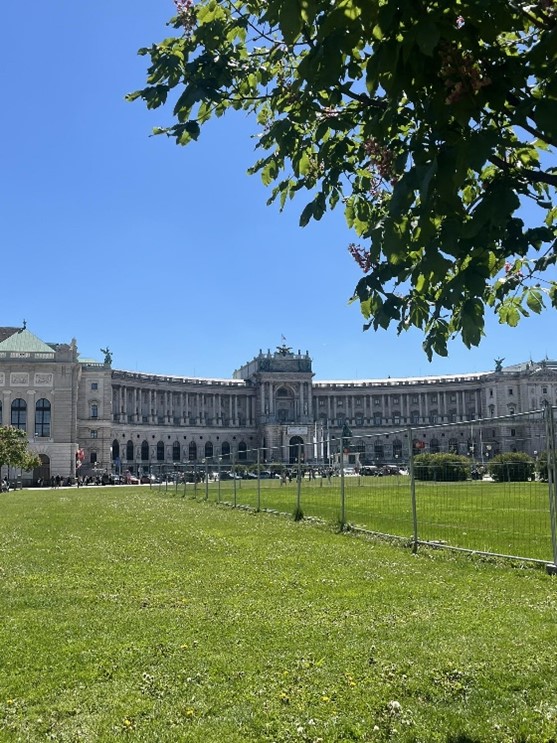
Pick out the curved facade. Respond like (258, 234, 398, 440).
(1, 326, 556, 481)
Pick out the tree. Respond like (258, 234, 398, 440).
(413, 452, 470, 481)
(0, 427, 41, 475)
(488, 451, 534, 482)
(127, 0, 557, 358)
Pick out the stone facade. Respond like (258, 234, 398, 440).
(1, 328, 556, 482)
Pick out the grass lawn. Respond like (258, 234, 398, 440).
(1, 486, 557, 742)
(190, 476, 554, 562)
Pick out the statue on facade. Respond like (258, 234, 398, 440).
(494, 357, 504, 372)
(100, 347, 113, 366)
(276, 335, 292, 356)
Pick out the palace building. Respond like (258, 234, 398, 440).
(0, 324, 555, 483)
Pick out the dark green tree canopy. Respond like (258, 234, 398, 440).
(128, 0, 557, 358)
(0, 427, 41, 472)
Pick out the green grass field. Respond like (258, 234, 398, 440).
(174, 475, 555, 563)
(1, 485, 557, 742)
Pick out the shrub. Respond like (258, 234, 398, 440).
(413, 453, 471, 482)
(488, 452, 534, 482)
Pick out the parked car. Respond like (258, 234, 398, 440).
(140, 474, 157, 484)
(125, 474, 140, 484)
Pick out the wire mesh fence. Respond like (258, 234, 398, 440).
(137, 406, 557, 568)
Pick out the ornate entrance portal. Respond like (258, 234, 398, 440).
(289, 436, 304, 464)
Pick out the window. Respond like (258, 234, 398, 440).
(90, 403, 98, 419)
(126, 440, 134, 461)
(11, 399, 27, 430)
(355, 416, 363, 426)
(221, 441, 231, 460)
(156, 441, 165, 461)
(90, 452, 97, 464)
(374, 397, 381, 406)
(429, 410, 438, 424)
(410, 411, 420, 425)
(318, 399, 325, 407)
(35, 398, 51, 437)
(238, 441, 247, 461)
(91, 382, 98, 390)
(205, 441, 214, 459)
(510, 428, 516, 437)
(141, 440, 149, 461)
(373, 413, 382, 426)
(392, 411, 401, 424)
(90, 430, 98, 439)
(430, 438, 440, 454)
(508, 388, 514, 396)
(176, 441, 185, 461)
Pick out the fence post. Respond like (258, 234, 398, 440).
(204, 460, 209, 501)
(232, 451, 237, 507)
(295, 443, 303, 519)
(408, 427, 419, 553)
(340, 442, 346, 528)
(256, 447, 261, 512)
(544, 403, 557, 573)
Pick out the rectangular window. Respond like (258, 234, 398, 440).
(91, 430, 98, 439)
(508, 388, 514, 396)
(91, 382, 98, 390)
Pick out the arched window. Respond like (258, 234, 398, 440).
(374, 443, 384, 461)
(173, 441, 182, 462)
(205, 441, 214, 459)
(141, 440, 149, 461)
(157, 441, 165, 461)
(35, 398, 51, 437)
(90, 452, 98, 464)
(90, 403, 98, 419)
(448, 438, 459, 454)
(112, 440, 120, 462)
(11, 399, 27, 430)
(238, 441, 247, 461)
(221, 441, 231, 461)
(126, 440, 134, 461)
(393, 440, 403, 459)
(430, 438, 440, 454)
(188, 441, 197, 461)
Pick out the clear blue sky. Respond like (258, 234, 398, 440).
(2, 2, 555, 381)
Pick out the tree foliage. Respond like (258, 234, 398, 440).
(0, 427, 41, 472)
(413, 452, 470, 481)
(128, 0, 557, 358)
(488, 451, 534, 482)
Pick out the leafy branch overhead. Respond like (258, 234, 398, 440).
(127, 0, 557, 358)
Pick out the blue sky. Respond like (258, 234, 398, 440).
(2, 1, 555, 381)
